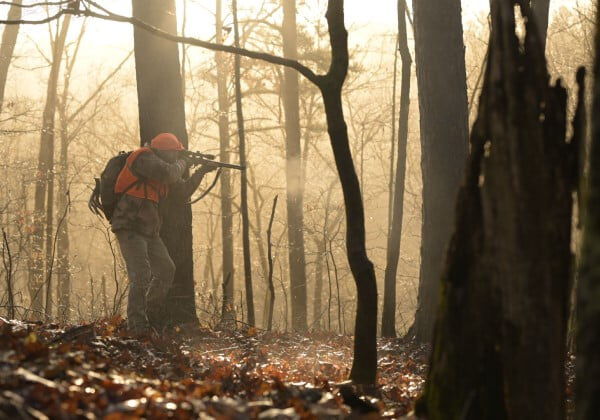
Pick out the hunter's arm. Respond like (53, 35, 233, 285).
(169, 168, 210, 199)
(131, 152, 187, 184)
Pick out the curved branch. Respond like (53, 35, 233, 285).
(324, 0, 348, 86)
(0, 1, 322, 85)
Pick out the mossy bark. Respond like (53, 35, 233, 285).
(576, 2, 600, 418)
(418, 1, 578, 418)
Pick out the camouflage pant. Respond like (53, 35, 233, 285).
(115, 230, 175, 333)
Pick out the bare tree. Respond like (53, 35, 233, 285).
(29, 14, 71, 318)
(281, 0, 308, 332)
(56, 28, 131, 322)
(381, 0, 411, 338)
(55, 23, 84, 322)
(409, 0, 469, 343)
(266, 195, 278, 331)
(0, 0, 22, 113)
(418, 1, 579, 417)
(232, 0, 255, 327)
(215, 0, 236, 324)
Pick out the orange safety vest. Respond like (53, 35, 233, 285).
(114, 148, 168, 203)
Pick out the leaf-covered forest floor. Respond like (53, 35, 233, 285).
(0, 317, 428, 419)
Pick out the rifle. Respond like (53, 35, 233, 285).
(182, 150, 245, 170)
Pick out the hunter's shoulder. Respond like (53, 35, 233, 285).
(131, 148, 161, 167)
(132, 147, 157, 160)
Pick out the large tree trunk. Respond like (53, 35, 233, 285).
(0, 0, 21, 114)
(132, 0, 197, 326)
(576, 3, 600, 418)
(215, 0, 235, 324)
(320, 86, 377, 384)
(29, 15, 71, 318)
(232, 0, 255, 327)
(410, 0, 469, 343)
(282, 0, 308, 332)
(417, 1, 576, 418)
(381, 0, 411, 338)
(532, 0, 551, 51)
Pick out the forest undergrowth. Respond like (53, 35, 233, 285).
(0, 317, 428, 419)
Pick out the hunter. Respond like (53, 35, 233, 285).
(112, 133, 215, 335)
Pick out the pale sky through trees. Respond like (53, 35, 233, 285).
(0, 0, 586, 103)
(1, 1, 583, 44)
(344, 0, 580, 30)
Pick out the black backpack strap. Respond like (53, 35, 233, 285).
(88, 178, 103, 217)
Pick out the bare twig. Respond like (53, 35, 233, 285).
(0, 1, 70, 8)
(1, 229, 15, 319)
(44, 190, 71, 319)
(67, 50, 133, 125)
(329, 238, 342, 334)
(266, 195, 278, 331)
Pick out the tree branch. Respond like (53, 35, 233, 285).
(0, 1, 70, 8)
(0, 0, 322, 85)
(324, 0, 348, 86)
(67, 49, 132, 124)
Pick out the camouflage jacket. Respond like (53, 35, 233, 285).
(111, 151, 205, 237)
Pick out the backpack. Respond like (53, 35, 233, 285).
(88, 151, 132, 221)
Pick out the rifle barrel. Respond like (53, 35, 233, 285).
(203, 159, 245, 170)
(183, 151, 245, 170)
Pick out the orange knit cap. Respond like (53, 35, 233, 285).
(150, 133, 184, 151)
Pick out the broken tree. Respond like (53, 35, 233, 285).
(576, 2, 600, 419)
(418, 1, 579, 418)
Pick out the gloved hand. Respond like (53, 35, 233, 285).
(171, 159, 188, 179)
(179, 153, 195, 167)
(175, 159, 188, 171)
